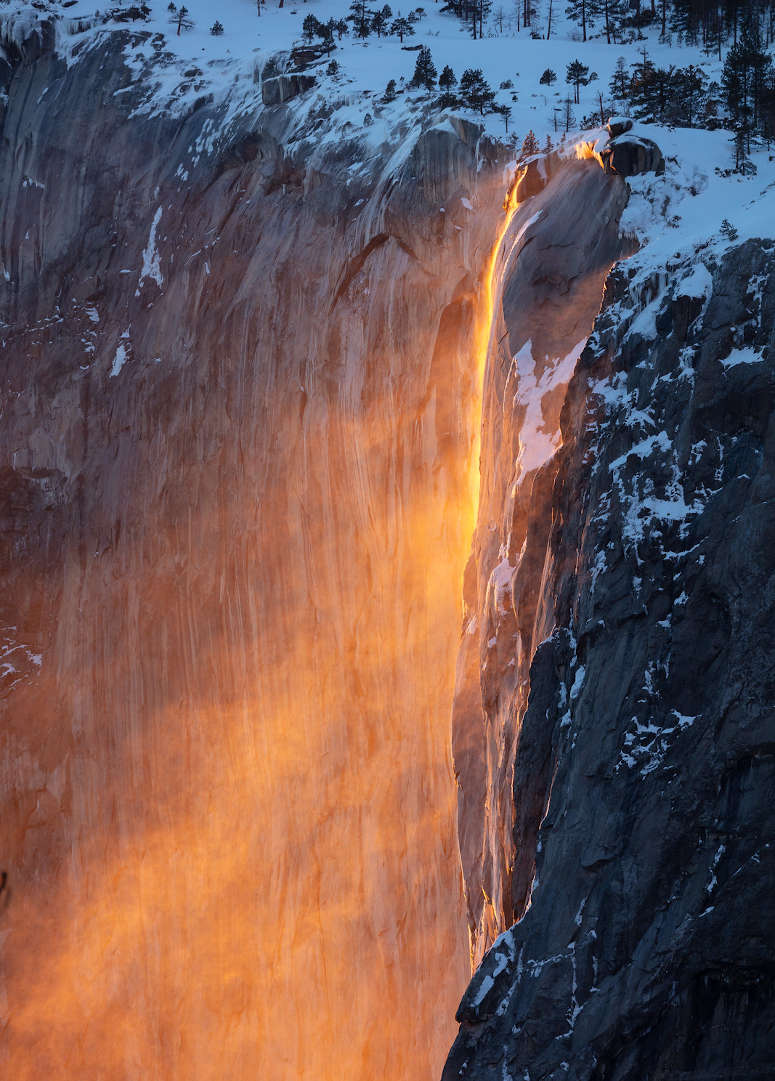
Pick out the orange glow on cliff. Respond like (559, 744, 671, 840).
(0, 220, 501, 1079)
(1, 400, 475, 1081)
(0, 157, 534, 1081)
(574, 139, 606, 170)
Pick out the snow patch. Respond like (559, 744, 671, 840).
(137, 206, 164, 292)
(513, 333, 586, 479)
(721, 346, 764, 369)
(110, 327, 132, 377)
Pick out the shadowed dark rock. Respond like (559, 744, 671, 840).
(444, 238, 775, 1081)
(261, 72, 316, 106)
(606, 115, 633, 137)
(515, 153, 553, 200)
(602, 133, 665, 176)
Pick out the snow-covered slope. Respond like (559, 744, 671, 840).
(0, 0, 748, 145)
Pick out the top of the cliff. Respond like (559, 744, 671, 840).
(3, 0, 775, 262)
(2, 0, 772, 159)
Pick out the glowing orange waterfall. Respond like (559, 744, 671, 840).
(450, 169, 527, 973)
(466, 173, 524, 534)
(452, 150, 631, 976)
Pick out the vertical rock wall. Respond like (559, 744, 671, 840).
(0, 30, 506, 1081)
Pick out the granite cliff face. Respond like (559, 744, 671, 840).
(2, 19, 773, 1081)
(0, 24, 505, 1081)
(445, 235, 775, 1078)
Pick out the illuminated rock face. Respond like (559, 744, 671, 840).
(0, 32, 509, 1081)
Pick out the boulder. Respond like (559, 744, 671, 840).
(288, 42, 328, 69)
(606, 114, 633, 137)
(602, 133, 664, 176)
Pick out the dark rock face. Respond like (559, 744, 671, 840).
(515, 154, 554, 201)
(606, 116, 633, 138)
(602, 133, 665, 176)
(261, 72, 316, 106)
(444, 240, 775, 1079)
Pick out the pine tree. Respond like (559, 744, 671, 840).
(303, 13, 322, 41)
(349, 0, 371, 37)
(659, 0, 668, 41)
(322, 21, 336, 52)
(650, 66, 676, 122)
(439, 65, 457, 107)
(720, 217, 739, 242)
(473, 0, 493, 38)
(390, 15, 414, 42)
(600, 0, 626, 44)
(459, 68, 496, 114)
(563, 95, 575, 132)
(210, 18, 224, 33)
(609, 56, 628, 104)
(566, 59, 590, 104)
(521, 129, 540, 157)
(566, 0, 593, 42)
(627, 49, 656, 116)
(170, 4, 192, 34)
(411, 46, 437, 90)
(722, 17, 773, 154)
(443, 0, 493, 38)
(675, 64, 707, 127)
(732, 127, 749, 172)
(492, 102, 511, 131)
(383, 77, 397, 102)
(703, 79, 723, 129)
(439, 64, 456, 91)
(539, 68, 557, 86)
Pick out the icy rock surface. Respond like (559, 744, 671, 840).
(444, 240, 775, 1079)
